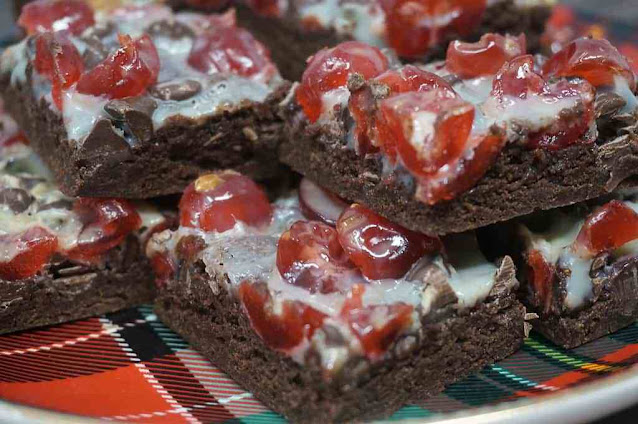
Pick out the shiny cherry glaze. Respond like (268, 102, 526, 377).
(65, 198, 142, 263)
(377, 89, 474, 177)
(179, 171, 273, 233)
(383, 0, 486, 58)
(345, 302, 414, 358)
(276, 220, 358, 294)
(337, 204, 440, 279)
(542, 38, 636, 91)
(349, 66, 455, 156)
(239, 280, 327, 350)
(491, 55, 595, 150)
(415, 132, 504, 205)
(0, 227, 58, 280)
(573, 200, 638, 258)
(298, 178, 348, 226)
(34, 31, 84, 110)
(188, 26, 276, 81)
(297, 41, 389, 123)
(526, 249, 555, 314)
(446, 33, 527, 79)
(18, 0, 95, 35)
(76, 34, 160, 99)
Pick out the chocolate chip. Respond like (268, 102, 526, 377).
(78, 22, 116, 69)
(0, 188, 34, 213)
(595, 91, 627, 118)
(80, 119, 130, 156)
(38, 199, 73, 212)
(146, 20, 195, 40)
(150, 79, 202, 101)
(104, 97, 157, 143)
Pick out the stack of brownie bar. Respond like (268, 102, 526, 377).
(2, 0, 638, 423)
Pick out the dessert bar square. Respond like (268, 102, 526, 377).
(148, 172, 525, 423)
(2, 3, 289, 199)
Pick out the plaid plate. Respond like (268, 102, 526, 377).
(0, 305, 637, 423)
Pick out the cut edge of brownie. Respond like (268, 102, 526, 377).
(0, 67, 292, 199)
(233, 0, 551, 81)
(0, 235, 155, 335)
(154, 256, 525, 423)
(280, 100, 638, 236)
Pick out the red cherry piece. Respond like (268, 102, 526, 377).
(76, 34, 160, 99)
(239, 280, 327, 350)
(349, 65, 455, 155)
(150, 252, 176, 289)
(0, 227, 58, 280)
(18, 0, 95, 36)
(491, 55, 546, 99)
(297, 41, 389, 123)
(542, 38, 636, 90)
(188, 26, 276, 81)
(384, 0, 487, 58)
(573, 200, 638, 258)
(65, 198, 142, 262)
(276, 220, 357, 294)
(34, 32, 84, 110)
(619, 44, 638, 74)
(446, 33, 527, 79)
(298, 178, 348, 226)
(377, 89, 474, 177)
(179, 171, 273, 233)
(526, 249, 555, 313)
(345, 302, 413, 359)
(415, 132, 505, 205)
(337, 204, 440, 279)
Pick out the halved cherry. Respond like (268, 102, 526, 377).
(34, 31, 84, 110)
(76, 34, 160, 99)
(337, 204, 440, 279)
(238, 280, 327, 350)
(298, 178, 348, 226)
(384, 0, 487, 58)
(276, 220, 358, 294)
(188, 26, 276, 82)
(0, 227, 58, 280)
(542, 38, 636, 90)
(179, 171, 273, 233)
(150, 252, 176, 289)
(446, 33, 527, 79)
(572, 200, 638, 258)
(525, 249, 555, 314)
(345, 302, 413, 359)
(377, 89, 474, 177)
(65, 198, 142, 263)
(18, 0, 95, 36)
(296, 41, 389, 123)
(349, 65, 456, 156)
(415, 131, 504, 205)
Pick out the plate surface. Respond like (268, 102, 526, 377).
(2, 1, 638, 423)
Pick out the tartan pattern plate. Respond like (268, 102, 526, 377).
(1, 305, 637, 423)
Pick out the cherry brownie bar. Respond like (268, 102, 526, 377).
(148, 172, 525, 423)
(281, 35, 638, 236)
(1, 1, 289, 198)
(0, 103, 169, 334)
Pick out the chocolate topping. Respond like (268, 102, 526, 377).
(0, 188, 34, 213)
(78, 22, 116, 69)
(80, 119, 130, 156)
(595, 91, 627, 119)
(38, 199, 74, 212)
(150, 79, 202, 101)
(146, 20, 195, 40)
(104, 97, 157, 144)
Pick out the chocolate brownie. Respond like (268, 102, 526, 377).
(281, 37, 638, 236)
(0, 107, 167, 334)
(148, 173, 526, 423)
(2, 4, 290, 199)
(500, 195, 638, 348)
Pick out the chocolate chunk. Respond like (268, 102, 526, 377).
(176, 235, 207, 262)
(104, 97, 157, 143)
(80, 119, 130, 156)
(38, 199, 74, 212)
(0, 188, 34, 213)
(78, 22, 116, 69)
(146, 20, 195, 40)
(595, 92, 627, 118)
(150, 80, 202, 101)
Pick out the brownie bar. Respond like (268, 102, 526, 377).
(0, 235, 154, 335)
(155, 255, 524, 423)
